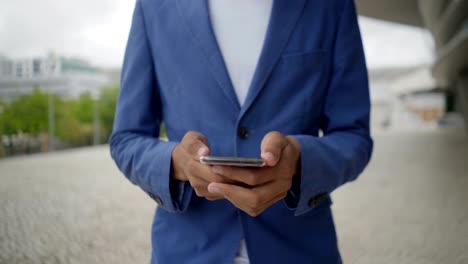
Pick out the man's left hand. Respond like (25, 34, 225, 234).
(207, 132, 301, 217)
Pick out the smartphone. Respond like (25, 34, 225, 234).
(199, 156, 265, 167)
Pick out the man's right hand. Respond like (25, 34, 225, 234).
(171, 131, 229, 201)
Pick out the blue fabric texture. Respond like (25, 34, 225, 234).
(110, 0, 372, 263)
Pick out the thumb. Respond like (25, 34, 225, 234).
(197, 145, 210, 158)
(181, 131, 211, 158)
(261, 132, 288, 167)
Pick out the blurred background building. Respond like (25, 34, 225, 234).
(368, 65, 448, 131)
(356, 0, 468, 130)
(0, 53, 110, 101)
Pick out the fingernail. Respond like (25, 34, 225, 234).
(198, 147, 208, 157)
(212, 166, 223, 175)
(261, 152, 275, 164)
(208, 184, 221, 194)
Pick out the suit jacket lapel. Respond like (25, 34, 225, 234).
(240, 0, 307, 118)
(176, 0, 240, 112)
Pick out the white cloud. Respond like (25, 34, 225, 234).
(0, 2, 435, 69)
(73, 1, 135, 67)
(0, 0, 135, 67)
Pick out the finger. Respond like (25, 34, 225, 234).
(205, 172, 242, 185)
(207, 182, 284, 217)
(211, 166, 274, 186)
(189, 176, 226, 199)
(257, 190, 287, 209)
(205, 195, 224, 201)
(208, 184, 260, 216)
(207, 182, 255, 209)
(189, 176, 210, 197)
(188, 159, 235, 183)
(260, 131, 288, 167)
(246, 181, 289, 215)
(252, 180, 289, 204)
(181, 131, 210, 159)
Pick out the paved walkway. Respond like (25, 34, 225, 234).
(0, 129, 467, 264)
(333, 129, 468, 264)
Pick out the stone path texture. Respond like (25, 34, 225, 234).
(1, 129, 467, 264)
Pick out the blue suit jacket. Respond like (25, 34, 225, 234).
(110, 0, 373, 263)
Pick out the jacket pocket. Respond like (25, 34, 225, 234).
(280, 50, 328, 70)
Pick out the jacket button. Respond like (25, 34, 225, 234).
(308, 193, 328, 208)
(238, 127, 249, 139)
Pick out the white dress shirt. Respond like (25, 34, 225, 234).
(208, 0, 273, 107)
(208, 0, 273, 263)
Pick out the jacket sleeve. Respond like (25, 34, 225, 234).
(286, 0, 373, 216)
(109, 0, 192, 214)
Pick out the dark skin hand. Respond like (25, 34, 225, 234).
(172, 131, 300, 216)
(207, 131, 301, 217)
(171, 131, 239, 201)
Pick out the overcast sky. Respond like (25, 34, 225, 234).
(0, 0, 434, 69)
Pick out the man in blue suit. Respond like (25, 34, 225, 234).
(110, 0, 373, 263)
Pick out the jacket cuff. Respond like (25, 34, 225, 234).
(169, 178, 193, 212)
(283, 171, 302, 210)
(145, 141, 192, 213)
(287, 135, 336, 216)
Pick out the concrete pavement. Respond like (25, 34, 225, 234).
(0, 129, 467, 263)
(333, 129, 468, 264)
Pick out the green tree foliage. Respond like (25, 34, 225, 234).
(0, 85, 171, 152)
(56, 93, 95, 145)
(0, 99, 6, 135)
(0, 86, 121, 147)
(0, 89, 51, 135)
(99, 86, 119, 142)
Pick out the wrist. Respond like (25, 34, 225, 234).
(171, 145, 188, 182)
